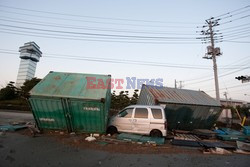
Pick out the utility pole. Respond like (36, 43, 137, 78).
(179, 81, 183, 89)
(174, 80, 184, 89)
(199, 18, 222, 103)
(223, 92, 231, 127)
(223, 92, 228, 106)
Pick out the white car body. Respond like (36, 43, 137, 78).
(108, 105, 167, 137)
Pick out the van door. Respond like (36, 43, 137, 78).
(132, 107, 150, 134)
(114, 108, 134, 133)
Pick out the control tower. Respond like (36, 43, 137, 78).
(16, 42, 42, 87)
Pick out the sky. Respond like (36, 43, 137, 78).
(0, 0, 249, 102)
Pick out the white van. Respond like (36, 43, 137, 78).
(107, 105, 167, 137)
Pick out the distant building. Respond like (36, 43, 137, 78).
(16, 42, 42, 87)
(220, 98, 250, 107)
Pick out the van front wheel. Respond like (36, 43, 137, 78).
(107, 126, 118, 135)
(150, 130, 162, 137)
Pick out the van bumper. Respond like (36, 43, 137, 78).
(161, 130, 167, 137)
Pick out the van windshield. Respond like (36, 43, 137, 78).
(119, 108, 133, 118)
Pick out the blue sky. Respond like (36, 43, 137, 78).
(0, 0, 249, 102)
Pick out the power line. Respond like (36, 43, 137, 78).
(219, 14, 250, 25)
(222, 29, 250, 36)
(0, 5, 202, 25)
(1, 49, 249, 70)
(0, 27, 199, 42)
(205, 83, 250, 93)
(224, 34, 250, 41)
(183, 55, 250, 83)
(221, 26, 250, 33)
(214, 5, 250, 18)
(223, 40, 250, 43)
(217, 9, 250, 20)
(0, 30, 202, 44)
(0, 17, 198, 36)
(0, 10, 197, 29)
(0, 29, 202, 45)
(184, 63, 250, 86)
(0, 50, 214, 70)
(0, 24, 198, 40)
(219, 23, 250, 31)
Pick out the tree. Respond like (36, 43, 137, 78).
(20, 78, 41, 98)
(0, 81, 18, 100)
(110, 89, 140, 110)
(130, 89, 139, 105)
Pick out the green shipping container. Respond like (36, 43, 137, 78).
(29, 71, 111, 133)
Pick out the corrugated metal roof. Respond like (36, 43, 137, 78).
(30, 71, 111, 100)
(143, 85, 221, 107)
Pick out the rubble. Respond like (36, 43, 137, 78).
(203, 147, 232, 155)
(85, 134, 96, 142)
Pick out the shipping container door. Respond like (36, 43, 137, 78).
(29, 98, 69, 130)
(69, 100, 105, 133)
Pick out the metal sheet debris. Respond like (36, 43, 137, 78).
(236, 141, 250, 152)
(203, 147, 232, 155)
(199, 141, 235, 149)
(171, 139, 201, 147)
(117, 133, 165, 145)
(191, 129, 217, 139)
(0, 125, 27, 131)
(217, 134, 247, 141)
(243, 126, 250, 136)
(174, 134, 200, 141)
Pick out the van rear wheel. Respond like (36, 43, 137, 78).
(107, 126, 118, 135)
(150, 130, 162, 137)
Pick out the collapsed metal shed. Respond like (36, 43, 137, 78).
(29, 71, 111, 133)
(137, 85, 221, 131)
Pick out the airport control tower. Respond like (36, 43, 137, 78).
(16, 42, 42, 87)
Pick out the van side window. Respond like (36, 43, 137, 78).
(119, 108, 133, 118)
(151, 109, 163, 119)
(134, 108, 148, 119)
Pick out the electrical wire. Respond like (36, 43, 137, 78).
(224, 34, 250, 40)
(0, 28, 199, 42)
(0, 5, 202, 25)
(183, 56, 250, 82)
(223, 40, 250, 43)
(0, 30, 202, 44)
(1, 49, 249, 70)
(222, 29, 250, 37)
(0, 10, 197, 29)
(221, 26, 250, 33)
(0, 24, 199, 40)
(214, 5, 250, 18)
(219, 23, 250, 31)
(205, 83, 250, 93)
(0, 17, 198, 36)
(0, 50, 215, 70)
(219, 14, 250, 25)
(218, 9, 250, 20)
(184, 65, 250, 86)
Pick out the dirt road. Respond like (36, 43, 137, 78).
(0, 110, 34, 124)
(0, 110, 249, 167)
(0, 132, 249, 167)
